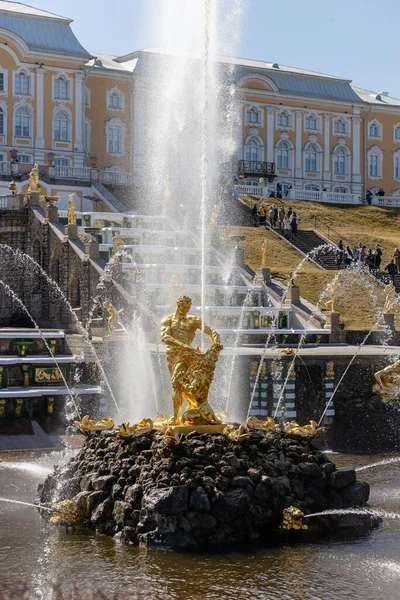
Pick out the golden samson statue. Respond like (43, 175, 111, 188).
(160, 296, 223, 426)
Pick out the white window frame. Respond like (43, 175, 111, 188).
(14, 106, 31, 138)
(304, 113, 320, 132)
(276, 110, 293, 130)
(53, 110, 70, 142)
(368, 145, 383, 180)
(333, 117, 349, 136)
(85, 86, 91, 108)
(333, 186, 350, 193)
(304, 184, 321, 191)
(304, 142, 321, 174)
(14, 69, 32, 98)
(106, 86, 125, 111)
(18, 154, 33, 163)
(54, 157, 72, 167)
(394, 123, 400, 143)
(394, 150, 400, 181)
(276, 139, 292, 171)
(0, 99, 6, 140)
(333, 145, 349, 176)
(0, 67, 8, 96)
(106, 117, 125, 156)
(244, 135, 264, 162)
(245, 105, 262, 126)
(52, 72, 72, 103)
(368, 119, 382, 141)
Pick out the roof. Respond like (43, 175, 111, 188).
(0, 1, 69, 22)
(86, 53, 135, 73)
(0, 2, 91, 58)
(127, 49, 363, 104)
(352, 86, 400, 108)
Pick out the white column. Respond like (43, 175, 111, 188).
(295, 110, 303, 181)
(266, 107, 275, 163)
(323, 114, 332, 183)
(352, 116, 362, 184)
(35, 67, 45, 162)
(236, 101, 243, 163)
(74, 71, 85, 162)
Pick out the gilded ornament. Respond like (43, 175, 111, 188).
(280, 348, 294, 356)
(67, 193, 77, 225)
(246, 416, 280, 433)
(284, 420, 325, 438)
(50, 499, 85, 526)
(116, 419, 153, 440)
(103, 302, 127, 336)
(374, 357, 400, 402)
(74, 415, 114, 434)
(91, 418, 114, 431)
(28, 164, 40, 193)
(112, 231, 123, 263)
(160, 296, 223, 426)
(223, 424, 250, 443)
(280, 506, 308, 531)
(164, 426, 180, 446)
(383, 282, 397, 313)
(8, 180, 17, 195)
(322, 279, 339, 312)
(325, 361, 334, 379)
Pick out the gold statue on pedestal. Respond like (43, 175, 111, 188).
(112, 231, 123, 263)
(383, 282, 397, 313)
(67, 194, 77, 225)
(160, 296, 223, 426)
(28, 163, 40, 193)
(374, 358, 400, 401)
(104, 302, 127, 336)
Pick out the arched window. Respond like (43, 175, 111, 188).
(109, 92, 120, 109)
(54, 76, 69, 100)
(277, 110, 290, 127)
(368, 146, 382, 179)
(369, 121, 379, 137)
(0, 107, 4, 135)
(333, 146, 347, 175)
(276, 140, 290, 169)
(246, 107, 260, 124)
(15, 107, 30, 137)
(394, 151, 400, 180)
(334, 118, 346, 134)
(106, 118, 125, 155)
(305, 114, 317, 130)
(395, 125, 400, 141)
(244, 138, 259, 161)
(107, 87, 124, 110)
(15, 71, 30, 95)
(333, 186, 349, 193)
(305, 143, 318, 172)
(304, 184, 320, 191)
(54, 111, 70, 141)
(54, 158, 71, 167)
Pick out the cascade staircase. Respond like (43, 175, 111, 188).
(273, 227, 342, 270)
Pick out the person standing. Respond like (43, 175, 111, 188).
(344, 245, 353, 267)
(251, 203, 258, 227)
(374, 244, 382, 271)
(278, 206, 285, 230)
(283, 215, 291, 239)
(384, 259, 398, 284)
(393, 248, 400, 272)
(272, 204, 279, 228)
(290, 210, 298, 237)
(287, 207, 293, 220)
(366, 249, 375, 271)
(268, 207, 274, 229)
(337, 240, 344, 268)
(359, 246, 367, 266)
(258, 204, 266, 227)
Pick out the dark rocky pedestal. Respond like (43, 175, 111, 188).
(39, 430, 378, 550)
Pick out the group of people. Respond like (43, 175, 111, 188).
(251, 203, 299, 238)
(336, 240, 400, 283)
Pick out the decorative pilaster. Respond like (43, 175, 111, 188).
(46, 396, 55, 416)
(35, 67, 46, 157)
(21, 364, 31, 387)
(324, 361, 335, 423)
(295, 110, 303, 179)
(266, 107, 276, 163)
(323, 114, 332, 183)
(74, 71, 86, 157)
(14, 399, 23, 418)
(352, 115, 362, 185)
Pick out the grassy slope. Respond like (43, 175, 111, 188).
(220, 197, 400, 329)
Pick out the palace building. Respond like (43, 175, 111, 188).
(0, 0, 399, 207)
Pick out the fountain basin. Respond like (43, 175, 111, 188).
(38, 428, 377, 550)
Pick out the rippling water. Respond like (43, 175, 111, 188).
(1, 450, 400, 599)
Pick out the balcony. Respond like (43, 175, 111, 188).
(238, 160, 275, 179)
(287, 189, 361, 205)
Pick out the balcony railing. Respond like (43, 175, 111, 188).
(238, 160, 275, 178)
(0, 195, 23, 209)
(54, 166, 91, 180)
(98, 170, 133, 186)
(287, 189, 361, 205)
(371, 196, 400, 208)
(0, 161, 11, 175)
(234, 185, 270, 198)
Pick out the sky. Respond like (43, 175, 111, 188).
(24, 0, 400, 97)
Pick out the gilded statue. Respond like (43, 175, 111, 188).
(383, 282, 397, 313)
(374, 358, 400, 401)
(323, 279, 339, 312)
(67, 193, 77, 225)
(28, 163, 40, 193)
(112, 231, 123, 263)
(280, 506, 308, 531)
(261, 240, 268, 269)
(160, 296, 223, 426)
(104, 302, 127, 336)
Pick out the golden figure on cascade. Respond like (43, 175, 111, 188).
(28, 163, 41, 193)
(160, 296, 223, 426)
(374, 357, 400, 401)
(103, 302, 127, 336)
(67, 194, 77, 225)
(112, 231, 123, 263)
(383, 281, 397, 313)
